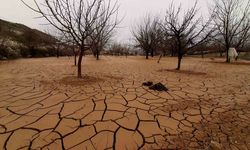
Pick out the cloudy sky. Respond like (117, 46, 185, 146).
(0, 0, 209, 43)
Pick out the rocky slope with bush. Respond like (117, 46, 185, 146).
(0, 19, 59, 59)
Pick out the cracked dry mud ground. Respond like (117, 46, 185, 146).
(0, 56, 249, 150)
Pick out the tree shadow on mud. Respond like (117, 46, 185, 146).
(41, 74, 123, 87)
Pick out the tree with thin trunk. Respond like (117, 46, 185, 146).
(88, 14, 117, 60)
(44, 29, 63, 58)
(108, 43, 130, 56)
(163, 1, 214, 70)
(63, 35, 78, 66)
(21, 0, 119, 78)
(60, 32, 79, 66)
(210, 0, 250, 62)
(132, 15, 163, 59)
(72, 43, 78, 66)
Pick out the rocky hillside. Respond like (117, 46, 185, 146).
(0, 19, 58, 59)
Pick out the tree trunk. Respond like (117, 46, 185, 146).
(72, 46, 77, 66)
(201, 49, 204, 58)
(163, 51, 166, 57)
(96, 50, 99, 60)
(177, 40, 183, 70)
(74, 53, 77, 66)
(226, 47, 230, 62)
(177, 54, 182, 70)
(30, 46, 35, 57)
(93, 50, 96, 57)
(146, 50, 149, 59)
(157, 54, 162, 63)
(77, 46, 84, 78)
(151, 49, 154, 57)
(56, 46, 59, 58)
(220, 51, 223, 57)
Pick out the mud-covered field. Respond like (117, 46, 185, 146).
(0, 56, 249, 149)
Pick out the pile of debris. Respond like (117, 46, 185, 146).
(143, 81, 168, 91)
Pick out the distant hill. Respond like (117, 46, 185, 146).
(0, 19, 59, 59)
(0, 19, 56, 46)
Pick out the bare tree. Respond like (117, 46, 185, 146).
(66, 39, 79, 66)
(132, 15, 163, 59)
(21, 0, 119, 78)
(163, 1, 213, 70)
(108, 42, 130, 56)
(60, 32, 79, 66)
(210, 0, 250, 62)
(51, 29, 79, 65)
(88, 13, 117, 60)
(71, 42, 79, 66)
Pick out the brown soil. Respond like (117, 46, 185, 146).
(0, 56, 249, 150)
(160, 69, 207, 76)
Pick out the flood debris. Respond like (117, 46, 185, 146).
(142, 81, 153, 86)
(143, 81, 168, 91)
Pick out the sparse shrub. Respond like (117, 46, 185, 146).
(0, 48, 8, 59)
(132, 15, 163, 59)
(20, 47, 30, 57)
(0, 46, 21, 59)
(7, 47, 20, 59)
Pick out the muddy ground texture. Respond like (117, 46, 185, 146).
(0, 56, 249, 150)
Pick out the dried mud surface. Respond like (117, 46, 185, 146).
(0, 56, 249, 150)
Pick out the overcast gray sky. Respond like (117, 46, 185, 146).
(0, 0, 209, 43)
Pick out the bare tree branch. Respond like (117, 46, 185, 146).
(210, 0, 250, 62)
(163, 0, 214, 70)
(132, 15, 163, 59)
(21, 0, 119, 78)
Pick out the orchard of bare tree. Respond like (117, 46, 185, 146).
(0, 0, 249, 149)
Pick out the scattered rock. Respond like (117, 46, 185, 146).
(142, 81, 153, 86)
(149, 83, 168, 91)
